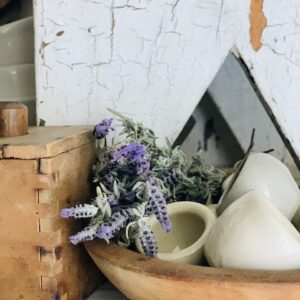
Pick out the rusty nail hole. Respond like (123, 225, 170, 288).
(55, 246, 63, 259)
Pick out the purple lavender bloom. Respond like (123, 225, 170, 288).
(136, 160, 150, 175)
(93, 118, 114, 139)
(60, 204, 98, 219)
(97, 208, 134, 240)
(98, 225, 114, 239)
(111, 205, 121, 214)
(104, 173, 114, 184)
(112, 143, 146, 161)
(139, 226, 158, 257)
(107, 194, 119, 206)
(145, 181, 172, 233)
(60, 208, 74, 218)
(122, 190, 136, 203)
(111, 142, 150, 174)
(162, 169, 180, 187)
(69, 225, 98, 245)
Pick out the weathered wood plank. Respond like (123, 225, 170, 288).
(39, 142, 103, 299)
(0, 128, 103, 299)
(0, 126, 93, 159)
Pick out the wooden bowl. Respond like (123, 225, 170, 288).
(85, 240, 300, 300)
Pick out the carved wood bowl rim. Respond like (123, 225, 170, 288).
(85, 239, 300, 285)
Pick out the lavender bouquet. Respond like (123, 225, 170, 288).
(61, 109, 225, 257)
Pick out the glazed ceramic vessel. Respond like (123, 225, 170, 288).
(218, 153, 300, 219)
(205, 190, 300, 270)
(0, 17, 34, 66)
(136, 201, 216, 265)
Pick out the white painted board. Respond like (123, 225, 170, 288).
(34, 0, 300, 165)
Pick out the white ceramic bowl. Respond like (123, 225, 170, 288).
(205, 190, 300, 270)
(0, 17, 34, 66)
(0, 64, 35, 100)
(135, 201, 216, 265)
(218, 153, 300, 219)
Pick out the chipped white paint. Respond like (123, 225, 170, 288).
(34, 0, 300, 165)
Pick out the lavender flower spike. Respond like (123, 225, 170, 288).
(107, 194, 119, 206)
(69, 224, 99, 245)
(111, 142, 150, 174)
(98, 208, 134, 240)
(93, 118, 114, 139)
(60, 204, 98, 219)
(139, 225, 158, 257)
(60, 207, 74, 218)
(145, 181, 172, 233)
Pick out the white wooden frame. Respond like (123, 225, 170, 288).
(34, 0, 300, 167)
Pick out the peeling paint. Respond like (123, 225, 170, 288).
(39, 41, 49, 60)
(56, 31, 65, 37)
(249, 0, 267, 51)
(34, 0, 300, 165)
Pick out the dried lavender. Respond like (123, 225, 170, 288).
(122, 190, 136, 203)
(111, 142, 150, 175)
(61, 113, 225, 258)
(60, 204, 98, 219)
(183, 154, 226, 204)
(97, 208, 135, 240)
(93, 118, 114, 139)
(69, 224, 99, 245)
(145, 180, 172, 232)
(107, 194, 119, 206)
(162, 168, 181, 187)
(139, 225, 158, 257)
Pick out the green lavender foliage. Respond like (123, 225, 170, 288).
(106, 109, 225, 204)
(62, 110, 225, 254)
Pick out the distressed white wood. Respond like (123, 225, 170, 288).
(34, 0, 300, 165)
(234, 0, 300, 166)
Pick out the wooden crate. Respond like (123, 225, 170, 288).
(0, 126, 104, 300)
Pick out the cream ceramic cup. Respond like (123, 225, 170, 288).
(205, 190, 300, 270)
(218, 153, 300, 219)
(136, 201, 216, 265)
(0, 17, 34, 66)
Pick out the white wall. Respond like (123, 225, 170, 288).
(34, 0, 300, 167)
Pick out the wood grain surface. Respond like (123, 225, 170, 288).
(85, 239, 300, 300)
(0, 103, 28, 137)
(0, 127, 104, 299)
(0, 126, 93, 159)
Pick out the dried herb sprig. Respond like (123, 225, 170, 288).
(61, 110, 225, 257)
